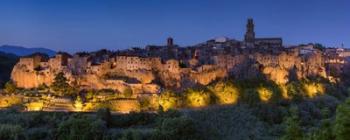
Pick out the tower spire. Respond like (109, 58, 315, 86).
(167, 37, 174, 46)
(244, 18, 255, 43)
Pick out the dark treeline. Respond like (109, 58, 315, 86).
(0, 52, 18, 88)
(0, 75, 350, 140)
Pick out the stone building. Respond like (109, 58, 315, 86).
(10, 18, 340, 91)
(244, 18, 283, 48)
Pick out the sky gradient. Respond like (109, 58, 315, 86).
(0, 0, 349, 53)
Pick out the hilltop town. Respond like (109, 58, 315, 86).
(11, 19, 350, 96)
(3, 19, 350, 140)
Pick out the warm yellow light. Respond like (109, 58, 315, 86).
(74, 103, 83, 112)
(26, 102, 44, 111)
(74, 97, 83, 112)
(210, 82, 239, 105)
(257, 87, 273, 102)
(186, 90, 210, 107)
(159, 98, 176, 111)
(159, 91, 178, 111)
(111, 100, 141, 113)
(0, 96, 22, 108)
(279, 84, 290, 100)
(303, 83, 325, 98)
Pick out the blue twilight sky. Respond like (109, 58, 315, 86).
(0, 0, 349, 53)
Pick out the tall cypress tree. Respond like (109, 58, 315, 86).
(51, 72, 71, 96)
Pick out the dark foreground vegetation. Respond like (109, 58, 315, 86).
(0, 77, 350, 140)
(0, 97, 350, 140)
(1, 58, 350, 139)
(0, 52, 18, 87)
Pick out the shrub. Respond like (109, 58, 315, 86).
(334, 98, 350, 140)
(57, 116, 107, 140)
(86, 90, 95, 101)
(208, 81, 239, 105)
(305, 119, 334, 140)
(241, 88, 260, 106)
(24, 127, 51, 140)
(37, 84, 49, 91)
(50, 72, 75, 96)
(302, 82, 325, 98)
(184, 89, 211, 107)
(151, 116, 200, 140)
(119, 129, 143, 140)
(159, 90, 179, 111)
(285, 81, 303, 101)
(254, 104, 287, 124)
(111, 112, 157, 128)
(257, 87, 273, 102)
(96, 108, 112, 127)
(0, 124, 24, 140)
(281, 107, 303, 140)
(74, 96, 83, 111)
(188, 105, 269, 140)
(4, 81, 16, 94)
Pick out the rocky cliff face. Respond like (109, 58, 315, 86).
(11, 63, 55, 88)
(10, 45, 330, 93)
(250, 50, 326, 84)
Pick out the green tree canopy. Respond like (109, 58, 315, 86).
(334, 98, 350, 140)
(185, 89, 211, 108)
(314, 43, 326, 51)
(159, 90, 179, 111)
(4, 81, 16, 94)
(57, 116, 107, 140)
(51, 72, 74, 96)
(282, 107, 303, 140)
(208, 81, 240, 105)
(0, 124, 24, 140)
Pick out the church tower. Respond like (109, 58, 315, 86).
(167, 37, 174, 46)
(244, 18, 255, 43)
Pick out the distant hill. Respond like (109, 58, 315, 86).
(0, 52, 19, 87)
(0, 45, 56, 57)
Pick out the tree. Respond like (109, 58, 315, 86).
(0, 124, 24, 140)
(306, 119, 334, 140)
(334, 98, 350, 140)
(151, 116, 200, 140)
(241, 88, 260, 106)
(282, 107, 303, 140)
(159, 90, 179, 111)
(74, 96, 83, 111)
(119, 129, 143, 140)
(96, 108, 112, 127)
(86, 90, 94, 100)
(286, 82, 303, 101)
(185, 89, 211, 107)
(179, 61, 187, 68)
(257, 87, 273, 102)
(139, 97, 151, 111)
(57, 116, 107, 140)
(314, 43, 326, 51)
(208, 81, 239, 104)
(4, 81, 16, 94)
(50, 72, 72, 96)
(37, 83, 49, 91)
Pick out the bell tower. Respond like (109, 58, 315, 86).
(244, 18, 255, 43)
(167, 37, 174, 46)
